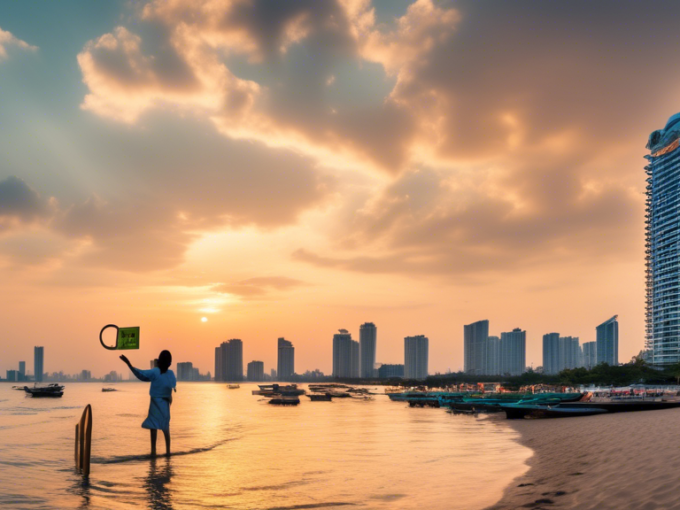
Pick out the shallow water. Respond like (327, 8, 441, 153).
(0, 383, 531, 509)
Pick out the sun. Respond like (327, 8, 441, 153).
(201, 317, 208, 323)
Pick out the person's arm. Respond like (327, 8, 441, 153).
(120, 355, 155, 382)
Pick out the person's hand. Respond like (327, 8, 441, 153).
(119, 355, 130, 365)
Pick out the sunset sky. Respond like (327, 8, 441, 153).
(1, 0, 678, 377)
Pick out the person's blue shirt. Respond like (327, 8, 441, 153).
(130, 366, 176, 398)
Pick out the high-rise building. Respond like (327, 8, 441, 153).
(277, 338, 295, 380)
(559, 336, 581, 371)
(582, 341, 597, 369)
(486, 336, 501, 375)
(214, 339, 244, 381)
(247, 361, 265, 381)
(378, 364, 404, 378)
(6, 370, 17, 382)
(646, 115, 680, 365)
(333, 329, 353, 378)
(18, 361, 25, 381)
(404, 335, 428, 379)
(500, 328, 526, 376)
(350, 340, 360, 378)
(596, 316, 619, 366)
(177, 362, 194, 381)
(464, 320, 489, 375)
(542, 333, 560, 375)
(80, 370, 91, 382)
(360, 322, 377, 378)
(34, 346, 44, 383)
(270, 368, 277, 380)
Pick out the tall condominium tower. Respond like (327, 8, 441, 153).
(214, 339, 243, 381)
(485, 336, 500, 375)
(350, 340, 360, 378)
(500, 328, 526, 376)
(18, 361, 25, 379)
(404, 335, 428, 379)
(464, 320, 489, 375)
(596, 316, 619, 366)
(359, 322, 377, 378)
(542, 333, 560, 375)
(34, 346, 44, 383)
(582, 341, 597, 369)
(646, 114, 680, 365)
(277, 337, 295, 380)
(247, 361, 265, 381)
(333, 329, 353, 378)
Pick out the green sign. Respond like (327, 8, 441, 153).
(117, 327, 140, 350)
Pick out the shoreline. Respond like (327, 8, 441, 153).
(487, 409, 680, 510)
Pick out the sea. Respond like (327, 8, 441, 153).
(0, 383, 532, 510)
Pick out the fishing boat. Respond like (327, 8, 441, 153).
(227, 384, 240, 389)
(253, 384, 305, 396)
(307, 393, 332, 401)
(102, 388, 118, 392)
(448, 393, 584, 413)
(268, 396, 300, 406)
(24, 383, 64, 398)
(503, 400, 680, 419)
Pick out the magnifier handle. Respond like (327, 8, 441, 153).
(99, 324, 119, 350)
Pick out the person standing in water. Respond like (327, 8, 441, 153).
(120, 351, 177, 457)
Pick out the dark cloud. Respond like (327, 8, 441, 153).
(0, 176, 49, 225)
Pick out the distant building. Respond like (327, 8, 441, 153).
(582, 341, 597, 369)
(464, 320, 489, 375)
(350, 340, 360, 378)
(80, 370, 91, 382)
(542, 333, 560, 375)
(6, 370, 17, 382)
(596, 316, 619, 366)
(378, 364, 404, 378)
(177, 362, 194, 381)
(104, 371, 119, 382)
(214, 339, 244, 381)
(34, 346, 44, 383)
(18, 361, 26, 381)
(500, 328, 526, 376)
(360, 322, 377, 378)
(486, 336, 500, 375)
(333, 329, 354, 378)
(150, 359, 157, 369)
(404, 335, 428, 379)
(277, 338, 295, 381)
(270, 368, 277, 380)
(247, 361, 265, 381)
(646, 115, 680, 365)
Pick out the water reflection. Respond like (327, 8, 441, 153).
(67, 476, 91, 510)
(143, 458, 174, 510)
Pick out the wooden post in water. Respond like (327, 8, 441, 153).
(75, 405, 93, 477)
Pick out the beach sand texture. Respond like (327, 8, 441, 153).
(489, 408, 680, 510)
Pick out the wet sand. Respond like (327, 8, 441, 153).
(489, 408, 680, 510)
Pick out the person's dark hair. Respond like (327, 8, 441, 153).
(158, 350, 172, 374)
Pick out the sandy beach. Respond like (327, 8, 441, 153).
(489, 408, 680, 510)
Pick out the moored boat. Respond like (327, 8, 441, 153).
(268, 396, 300, 406)
(24, 384, 64, 398)
(503, 400, 680, 419)
(307, 393, 332, 401)
(227, 384, 240, 389)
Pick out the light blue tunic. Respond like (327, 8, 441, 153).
(130, 367, 176, 431)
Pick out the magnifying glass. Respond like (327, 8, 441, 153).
(100, 325, 140, 350)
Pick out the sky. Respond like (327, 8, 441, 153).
(0, 0, 678, 378)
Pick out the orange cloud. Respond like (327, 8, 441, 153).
(0, 27, 37, 60)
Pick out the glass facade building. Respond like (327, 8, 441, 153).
(646, 114, 680, 365)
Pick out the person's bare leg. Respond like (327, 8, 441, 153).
(150, 429, 158, 457)
(162, 429, 171, 457)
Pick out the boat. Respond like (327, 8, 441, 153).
(227, 384, 240, 389)
(24, 383, 64, 398)
(102, 388, 118, 392)
(307, 393, 332, 401)
(254, 384, 305, 396)
(268, 396, 300, 406)
(446, 393, 584, 413)
(503, 400, 680, 419)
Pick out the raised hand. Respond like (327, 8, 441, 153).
(119, 354, 131, 365)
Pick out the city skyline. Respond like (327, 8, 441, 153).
(4, 1, 680, 376)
